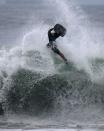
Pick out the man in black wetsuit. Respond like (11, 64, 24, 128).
(47, 24, 68, 64)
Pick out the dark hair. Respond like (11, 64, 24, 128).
(54, 24, 66, 37)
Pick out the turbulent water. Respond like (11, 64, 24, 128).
(0, 0, 104, 129)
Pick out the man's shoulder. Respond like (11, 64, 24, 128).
(49, 28, 53, 31)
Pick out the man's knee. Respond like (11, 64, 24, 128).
(47, 43, 51, 48)
(46, 41, 53, 48)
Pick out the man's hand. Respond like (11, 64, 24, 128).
(46, 43, 51, 48)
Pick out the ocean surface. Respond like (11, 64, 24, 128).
(0, 0, 104, 131)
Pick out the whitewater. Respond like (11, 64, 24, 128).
(0, 0, 104, 130)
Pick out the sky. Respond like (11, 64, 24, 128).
(78, 0, 104, 5)
(0, 0, 104, 5)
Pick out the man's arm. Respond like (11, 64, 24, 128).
(48, 28, 54, 42)
(48, 28, 54, 35)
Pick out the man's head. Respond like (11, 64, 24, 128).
(54, 24, 66, 37)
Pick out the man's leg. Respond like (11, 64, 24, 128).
(52, 47, 68, 64)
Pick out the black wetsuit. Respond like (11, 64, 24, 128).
(47, 28, 61, 54)
(48, 28, 60, 42)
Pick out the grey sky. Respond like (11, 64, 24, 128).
(0, 0, 104, 5)
(78, 0, 104, 5)
(0, 0, 6, 5)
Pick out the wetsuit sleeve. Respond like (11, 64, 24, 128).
(48, 28, 54, 42)
(48, 28, 54, 34)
